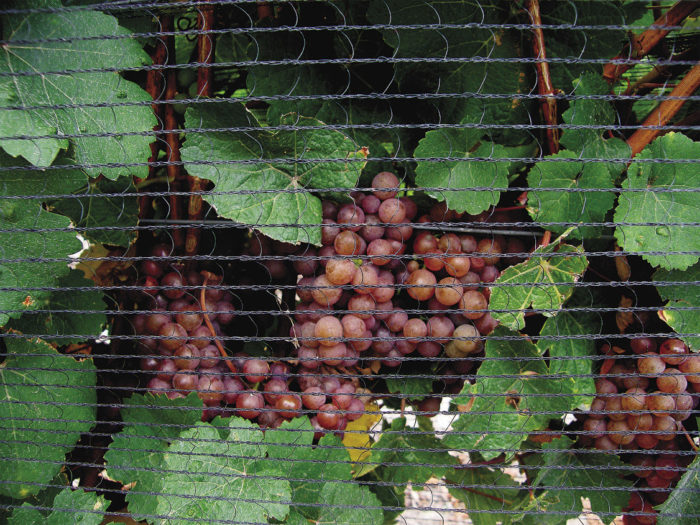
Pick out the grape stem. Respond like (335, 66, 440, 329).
(681, 423, 699, 452)
(603, 1, 697, 84)
(200, 272, 236, 374)
(526, 0, 559, 155)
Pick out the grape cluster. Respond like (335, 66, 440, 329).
(286, 171, 522, 430)
(580, 338, 699, 524)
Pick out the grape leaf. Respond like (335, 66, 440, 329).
(104, 393, 203, 520)
(654, 263, 700, 350)
(515, 437, 633, 524)
(446, 466, 527, 525)
(442, 328, 561, 460)
(614, 133, 700, 270)
(490, 241, 589, 331)
(384, 375, 433, 402)
(0, 0, 156, 179)
(537, 309, 600, 409)
(7, 487, 107, 525)
(264, 418, 352, 520)
(0, 336, 96, 499)
(372, 417, 456, 485)
(181, 104, 365, 245)
(51, 177, 139, 248)
(656, 454, 700, 525)
(316, 481, 383, 525)
(155, 419, 290, 525)
(9, 270, 106, 345)
(413, 126, 515, 215)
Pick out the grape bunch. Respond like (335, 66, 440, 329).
(580, 338, 699, 524)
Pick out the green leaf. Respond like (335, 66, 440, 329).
(9, 271, 106, 345)
(316, 481, 383, 525)
(0, 1, 157, 178)
(537, 309, 600, 409)
(104, 393, 203, 519)
(0, 163, 84, 327)
(0, 337, 96, 499)
(656, 454, 700, 524)
(181, 104, 365, 245)
(654, 263, 700, 350)
(8, 487, 107, 525)
(413, 127, 513, 215)
(155, 419, 290, 525)
(372, 417, 456, 485)
(446, 467, 527, 525)
(265, 419, 351, 520)
(516, 437, 633, 524)
(442, 327, 558, 460)
(614, 133, 700, 270)
(384, 375, 433, 402)
(51, 177, 139, 248)
(489, 242, 589, 331)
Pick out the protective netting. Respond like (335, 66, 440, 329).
(0, 0, 698, 524)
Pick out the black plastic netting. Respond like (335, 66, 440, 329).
(0, 0, 698, 523)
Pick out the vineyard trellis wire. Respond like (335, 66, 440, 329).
(0, 0, 698, 524)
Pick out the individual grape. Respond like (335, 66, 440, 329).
(315, 316, 343, 346)
(341, 314, 366, 340)
(297, 346, 320, 370)
(659, 339, 688, 365)
(334, 230, 364, 256)
(594, 436, 617, 450)
(175, 307, 203, 332)
(296, 276, 316, 304)
(396, 339, 416, 355)
(161, 272, 186, 300)
(635, 501, 657, 525)
(452, 323, 482, 355)
(325, 259, 357, 285)
(276, 394, 303, 419)
(367, 239, 394, 266)
(656, 455, 680, 481)
(151, 243, 172, 259)
(337, 203, 365, 232)
(438, 233, 462, 254)
(173, 372, 198, 392)
(302, 387, 327, 410)
(672, 393, 693, 421)
(646, 391, 676, 416)
(321, 219, 340, 246)
(476, 238, 502, 265)
(361, 194, 381, 214)
(406, 269, 437, 301)
(371, 172, 399, 200)
(423, 250, 445, 272)
(145, 313, 171, 335)
(159, 322, 187, 351)
(293, 249, 319, 277)
(188, 325, 212, 349)
(362, 214, 389, 243)
(399, 197, 417, 220)
(604, 396, 626, 421)
(321, 376, 341, 394)
(444, 255, 471, 278)
(317, 404, 342, 430)
(235, 392, 264, 419)
(319, 342, 347, 366)
(346, 398, 365, 421)
(372, 326, 395, 355)
(459, 235, 477, 253)
(434, 277, 464, 306)
(458, 290, 488, 320)
(381, 348, 403, 368)
(417, 341, 442, 358)
(469, 256, 485, 272)
(321, 200, 339, 219)
(418, 397, 441, 417)
(652, 415, 677, 440)
(623, 374, 650, 391)
(629, 455, 654, 478)
(630, 337, 657, 354)
(479, 265, 500, 283)
(596, 378, 618, 395)
(385, 222, 414, 242)
(621, 388, 646, 412)
(635, 433, 659, 450)
(638, 354, 666, 376)
(263, 378, 288, 404)
(156, 358, 177, 381)
(403, 318, 428, 344)
(243, 359, 270, 383)
(147, 377, 171, 394)
(413, 232, 438, 255)
(426, 315, 454, 345)
(197, 375, 224, 406)
(351, 263, 379, 296)
(657, 368, 688, 394)
(174, 344, 201, 370)
(332, 383, 355, 410)
(386, 309, 409, 333)
(583, 417, 606, 438)
(608, 419, 635, 445)
(348, 294, 376, 320)
(679, 355, 700, 383)
(141, 260, 164, 279)
(351, 329, 373, 352)
(474, 313, 498, 335)
(141, 356, 159, 371)
(197, 345, 221, 369)
(378, 198, 406, 224)
(214, 301, 236, 325)
(627, 413, 653, 431)
(371, 271, 396, 303)
(311, 274, 343, 307)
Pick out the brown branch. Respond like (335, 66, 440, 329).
(200, 272, 236, 374)
(603, 1, 697, 84)
(161, 15, 186, 249)
(137, 35, 168, 220)
(185, 1, 215, 261)
(526, 0, 559, 154)
(681, 423, 699, 452)
(626, 62, 700, 157)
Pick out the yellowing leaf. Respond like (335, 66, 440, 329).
(342, 402, 381, 477)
